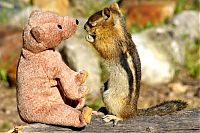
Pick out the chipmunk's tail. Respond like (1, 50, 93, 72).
(138, 100, 187, 116)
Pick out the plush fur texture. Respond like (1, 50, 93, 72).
(17, 10, 90, 127)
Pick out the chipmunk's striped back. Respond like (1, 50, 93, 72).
(84, 3, 187, 123)
(84, 3, 141, 119)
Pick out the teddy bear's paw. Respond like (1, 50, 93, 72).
(75, 70, 88, 85)
(79, 86, 90, 97)
(75, 98, 85, 109)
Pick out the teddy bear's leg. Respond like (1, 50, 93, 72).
(22, 103, 87, 127)
(62, 97, 85, 109)
(75, 98, 85, 109)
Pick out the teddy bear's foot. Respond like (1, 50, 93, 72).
(82, 106, 93, 124)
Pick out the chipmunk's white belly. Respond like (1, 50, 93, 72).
(102, 63, 130, 116)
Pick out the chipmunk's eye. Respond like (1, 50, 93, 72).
(57, 25, 62, 29)
(88, 21, 95, 27)
(87, 22, 93, 28)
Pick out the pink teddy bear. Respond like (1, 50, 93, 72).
(16, 10, 92, 128)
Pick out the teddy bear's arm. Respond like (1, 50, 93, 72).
(44, 51, 88, 100)
(57, 60, 89, 100)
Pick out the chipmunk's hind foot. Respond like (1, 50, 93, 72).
(102, 115, 123, 126)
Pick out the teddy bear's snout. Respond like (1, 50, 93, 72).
(76, 19, 79, 25)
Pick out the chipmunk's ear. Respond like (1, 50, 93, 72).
(110, 3, 122, 15)
(110, 3, 120, 11)
(102, 8, 110, 20)
(30, 26, 45, 43)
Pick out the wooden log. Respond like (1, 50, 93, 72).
(9, 108, 200, 133)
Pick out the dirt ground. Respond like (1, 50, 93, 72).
(0, 84, 24, 132)
(0, 73, 200, 132)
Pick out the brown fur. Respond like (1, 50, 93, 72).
(17, 10, 91, 127)
(84, 3, 187, 120)
(84, 3, 141, 119)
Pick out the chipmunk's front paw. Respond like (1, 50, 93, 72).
(86, 34, 95, 43)
(102, 115, 122, 126)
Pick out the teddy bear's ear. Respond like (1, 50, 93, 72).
(30, 10, 41, 17)
(30, 26, 44, 43)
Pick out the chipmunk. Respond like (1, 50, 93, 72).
(84, 3, 187, 125)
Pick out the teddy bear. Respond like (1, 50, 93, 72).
(16, 10, 92, 128)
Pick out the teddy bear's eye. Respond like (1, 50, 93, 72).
(57, 25, 62, 29)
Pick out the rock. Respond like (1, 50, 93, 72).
(9, 0, 70, 28)
(119, 0, 176, 28)
(19, 0, 31, 5)
(9, 6, 39, 28)
(186, 91, 195, 98)
(132, 10, 200, 85)
(68, 0, 112, 17)
(59, 18, 102, 96)
(32, 0, 69, 16)
(132, 27, 178, 85)
(195, 88, 200, 97)
(170, 11, 200, 78)
(0, 1, 14, 8)
(168, 82, 188, 94)
(0, 26, 23, 86)
(171, 11, 200, 40)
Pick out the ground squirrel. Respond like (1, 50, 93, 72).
(84, 3, 187, 124)
(17, 10, 92, 127)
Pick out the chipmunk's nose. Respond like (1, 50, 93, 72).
(76, 19, 79, 25)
